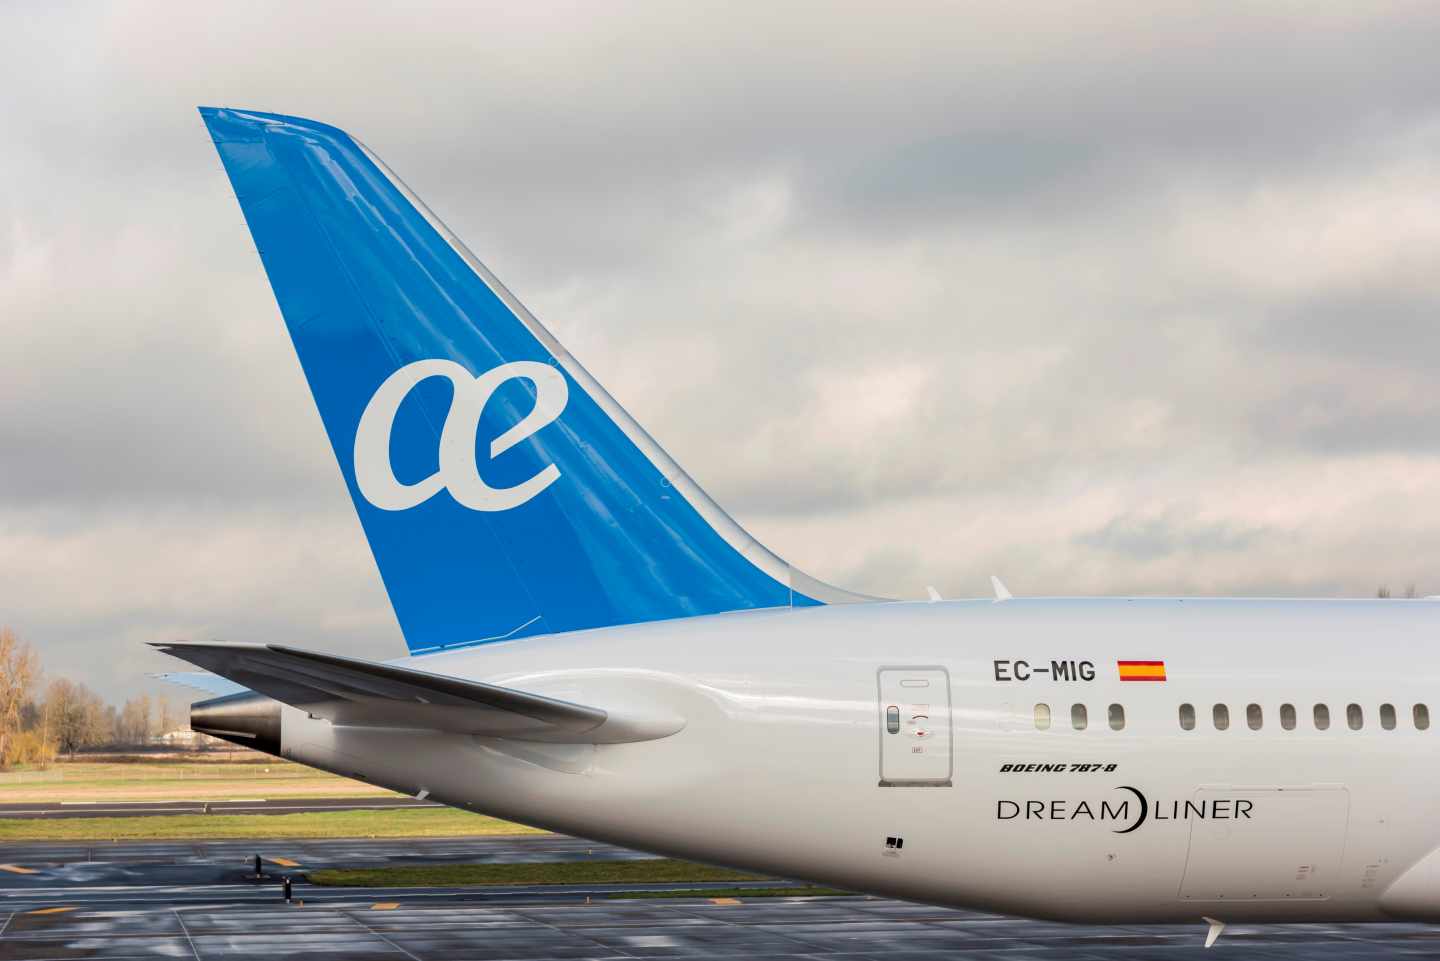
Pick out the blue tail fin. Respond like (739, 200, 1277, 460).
(199, 107, 871, 654)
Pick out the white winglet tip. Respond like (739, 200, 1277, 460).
(1203, 916, 1225, 948)
(990, 576, 1013, 602)
(925, 586, 942, 603)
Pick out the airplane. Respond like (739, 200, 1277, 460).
(157, 107, 1440, 945)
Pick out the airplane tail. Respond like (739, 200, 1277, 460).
(199, 107, 873, 655)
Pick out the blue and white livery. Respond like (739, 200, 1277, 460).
(200, 106, 867, 654)
(159, 109, 1440, 943)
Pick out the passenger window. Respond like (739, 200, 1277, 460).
(1179, 703, 1196, 731)
(1416, 704, 1431, 731)
(1213, 704, 1230, 731)
(1280, 703, 1296, 730)
(1246, 703, 1262, 730)
(1380, 703, 1396, 731)
(1347, 703, 1363, 730)
(1071, 704, 1088, 731)
(1034, 703, 1051, 731)
(1314, 703, 1330, 730)
(1108, 704, 1125, 731)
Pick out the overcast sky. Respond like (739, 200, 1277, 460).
(4, 2, 1440, 701)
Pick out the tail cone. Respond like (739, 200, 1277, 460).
(191, 691, 281, 756)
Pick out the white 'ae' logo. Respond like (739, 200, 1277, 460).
(354, 359, 569, 512)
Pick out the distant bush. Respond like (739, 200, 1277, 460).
(3, 729, 55, 768)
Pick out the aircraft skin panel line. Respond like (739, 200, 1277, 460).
(171, 107, 1440, 933)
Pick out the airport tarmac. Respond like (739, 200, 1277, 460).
(0, 796, 439, 819)
(1, 835, 1438, 959)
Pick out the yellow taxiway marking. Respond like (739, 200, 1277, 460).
(708, 897, 743, 905)
(371, 902, 400, 910)
(27, 906, 75, 915)
(0, 865, 36, 875)
(269, 857, 301, 867)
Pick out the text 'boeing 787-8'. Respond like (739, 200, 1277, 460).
(156, 108, 1440, 946)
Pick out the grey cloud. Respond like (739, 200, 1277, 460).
(1076, 511, 1270, 562)
(1255, 289, 1440, 372)
(4, 2, 1440, 699)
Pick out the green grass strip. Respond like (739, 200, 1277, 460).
(308, 858, 768, 887)
(0, 808, 543, 841)
(606, 886, 852, 899)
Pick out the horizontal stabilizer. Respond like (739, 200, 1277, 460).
(149, 671, 249, 699)
(152, 642, 682, 744)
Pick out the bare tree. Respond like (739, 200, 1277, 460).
(99, 702, 119, 747)
(158, 698, 179, 737)
(45, 679, 108, 758)
(142, 694, 157, 742)
(0, 628, 39, 768)
(117, 695, 155, 747)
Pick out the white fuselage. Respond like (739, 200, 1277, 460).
(278, 597, 1440, 923)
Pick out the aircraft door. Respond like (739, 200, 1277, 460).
(877, 667, 953, 787)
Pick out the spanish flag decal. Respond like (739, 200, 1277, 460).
(1117, 660, 1166, 682)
